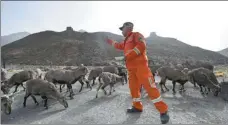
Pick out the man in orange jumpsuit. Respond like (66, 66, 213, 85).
(106, 22, 170, 124)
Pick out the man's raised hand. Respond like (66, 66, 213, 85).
(106, 38, 114, 46)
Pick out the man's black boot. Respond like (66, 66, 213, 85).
(126, 106, 142, 113)
(160, 111, 170, 124)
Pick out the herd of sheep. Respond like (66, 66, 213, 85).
(1, 62, 227, 117)
(1, 64, 128, 115)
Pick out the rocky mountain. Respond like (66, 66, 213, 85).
(1, 27, 228, 66)
(146, 32, 228, 65)
(218, 48, 228, 57)
(1, 27, 124, 66)
(1, 32, 30, 46)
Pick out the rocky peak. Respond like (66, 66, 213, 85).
(149, 32, 158, 38)
(65, 26, 74, 37)
(66, 27, 74, 31)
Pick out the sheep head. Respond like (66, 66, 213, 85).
(1, 93, 14, 115)
(202, 73, 221, 96)
(46, 82, 68, 108)
(57, 96, 68, 109)
(213, 85, 221, 97)
(1, 83, 11, 94)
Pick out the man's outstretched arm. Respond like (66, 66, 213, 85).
(106, 39, 124, 50)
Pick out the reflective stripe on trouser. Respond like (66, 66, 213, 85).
(128, 66, 168, 113)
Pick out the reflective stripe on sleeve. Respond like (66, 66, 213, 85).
(133, 47, 140, 55)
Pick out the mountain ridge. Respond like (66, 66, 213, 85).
(2, 27, 228, 66)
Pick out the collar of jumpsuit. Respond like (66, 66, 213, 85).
(125, 31, 133, 40)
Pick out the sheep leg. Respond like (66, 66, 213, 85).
(86, 81, 89, 88)
(204, 87, 209, 95)
(109, 83, 114, 95)
(113, 86, 116, 92)
(124, 74, 128, 84)
(64, 84, 70, 92)
(92, 77, 96, 86)
(98, 76, 102, 84)
(199, 85, 205, 95)
(182, 85, 186, 92)
(192, 79, 197, 88)
(208, 87, 211, 92)
(85, 78, 92, 89)
(59, 84, 63, 93)
(41, 96, 48, 109)
(81, 76, 90, 89)
(96, 83, 103, 98)
(87, 80, 92, 90)
(159, 78, 166, 93)
(67, 87, 70, 92)
(23, 93, 31, 107)
(101, 84, 107, 95)
(178, 84, 182, 91)
(20, 83, 26, 91)
(13, 84, 20, 93)
(79, 79, 84, 92)
(31, 95, 39, 106)
(67, 84, 74, 99)
(172, 81, 176, 94)
(163, 84, 169, 91)
(159, 82, 165, 93)
(179, 84, 185, 92)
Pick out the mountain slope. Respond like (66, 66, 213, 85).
(1, 27, 124, 66)
(218, 48, 228, 57)
(1, 32, 30, 46)
(146, 32, 228, 65)
(1, 28, 228, 66)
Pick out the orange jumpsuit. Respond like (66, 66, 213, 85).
(111, 32, 168, 113)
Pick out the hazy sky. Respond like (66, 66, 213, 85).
(1, 1, 228, 51)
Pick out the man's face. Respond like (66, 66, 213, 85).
(121, 26, 129, 37)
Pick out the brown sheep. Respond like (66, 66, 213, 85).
(87, 67, 103, 86)
(188, 68, 221, 96)
(44, 66, 89, 99)
(1, 70, 37, 94)
(23, 79, 68, 109)
(157, 66, 189, 94)
(96, 72, 124, 98)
